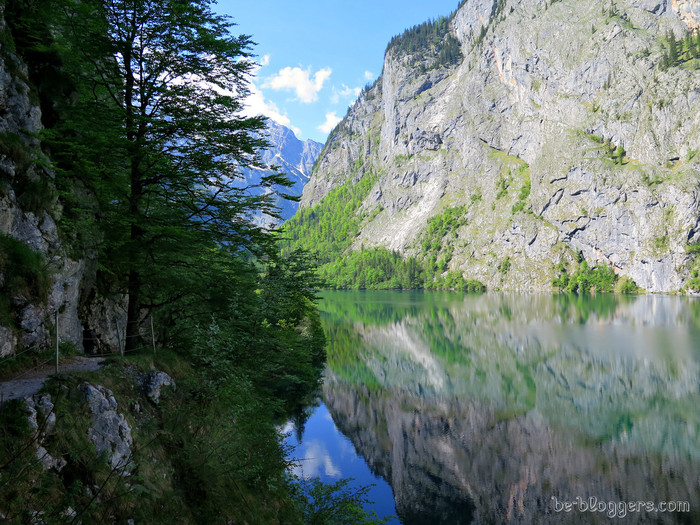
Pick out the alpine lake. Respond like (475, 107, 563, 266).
(283, 291, 700, 524)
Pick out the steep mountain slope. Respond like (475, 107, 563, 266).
(290, 0, 700, 292)
(241, 121, 322, 226)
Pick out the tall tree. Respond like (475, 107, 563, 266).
(52, 0, 292, 349)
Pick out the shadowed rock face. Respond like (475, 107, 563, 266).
(301, 0, 700, 292)
(319, 291, 700, 524)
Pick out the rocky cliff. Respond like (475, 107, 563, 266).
(0, 5, 86, 357)
(298, 0, 700, 292)
(0, 4, 124, 358)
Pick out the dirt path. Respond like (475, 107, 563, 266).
(0, 357, 105, 402)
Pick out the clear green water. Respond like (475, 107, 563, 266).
(287, 291, 700, 524)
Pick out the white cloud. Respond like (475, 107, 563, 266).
(364, 70, 374, 81)
(318, 112, 342, 134)
(292, 440, 341, 479)
(330, 84, 362, 105)
(262, 66, 332, 103)
(242, 81, 302, 137)
(259, 54, 270, 67)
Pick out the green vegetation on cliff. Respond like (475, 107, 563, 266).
(282, 172, 379, 264)
(660, 29, 700, 70)
(386, 16, 462, 71)
(0, 233, 50, 328)
(551, 259, 640, 294)
(283, 195, 484, 291)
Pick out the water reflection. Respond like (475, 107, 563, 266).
(283, 403, 399, 521)
(318, 291, 700, 524)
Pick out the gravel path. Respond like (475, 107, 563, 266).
(0, 357, 105, 401)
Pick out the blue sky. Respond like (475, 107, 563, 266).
(215, 0, 462, 143)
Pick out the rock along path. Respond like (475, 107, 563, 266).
(0, 357, 105, 402)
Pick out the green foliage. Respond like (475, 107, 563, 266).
(518, 176, 531, 200)
(652, 234, 669, 254)
(499, 256, 511, 274)
(552, 259, 637, 294)
(511, 200, 525, 213)
(426, 271, 485, 292)
(287, 198, 484, 291)
(641, 171, 663, 186)
(496, 176, 510, 199)
(386, 16, 462, 71)
(688, 263, 700, 292)
(160, 374, 301, 523)
(551, 262, 570, 290)
(319, 247, 425, 290)
(24, 0, 296, 351)
(0, 296, 325, 522)
(16, 177, 55, 214)
(282, 172, 379, 265)
(292, 477, 393, 525)
(0, 399, 43, 521)
(686, 242, 700, 254)
(0, 233, 50, 328)
(0, 131, 35, 172)
(616, 277, 641, 294)
(687, 244, 700, 292)
(0, 130, 54, 215)
(420, 205, 467, 263)
(587, 133, 627, 164)
(511, 166, 531, 214)
(660, 30, 700, 70)
(0, 1, 374, 521)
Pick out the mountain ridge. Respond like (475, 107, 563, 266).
(241, 120, 322, 226)
(290, 0, 700, 293)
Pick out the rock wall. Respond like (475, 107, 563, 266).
(300, 0, 700, 292)
(0, 5, 121, 357)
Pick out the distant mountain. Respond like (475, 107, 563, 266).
(241, 121, 322, 226)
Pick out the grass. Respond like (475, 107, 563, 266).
(0, 347, 56, 381)
(0, 350, 192, 522)
(0, 233, 51, 331)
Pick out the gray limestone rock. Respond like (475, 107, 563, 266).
(141, 370, 175, 404)
(299, 0, 700, 292)
(84, 294, 128, 354)
(0, 6, 103, 355)
(25, 394, 67, 472)
(0, 326, 16, 358)
(79, 382, 133, 472)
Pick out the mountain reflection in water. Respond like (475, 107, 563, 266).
(290, 291, 700, 524)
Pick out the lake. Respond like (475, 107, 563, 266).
(284, 291, 700, 524)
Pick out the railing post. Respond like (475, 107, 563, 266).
(150, 315, 156, 356)
(55, 310, 59, 374)
(115, 319, 123, 357)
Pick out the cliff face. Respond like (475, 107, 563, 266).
(0, 6, 84, 356)
(0, 5, 120, 357)
(300, 0, 700, 292)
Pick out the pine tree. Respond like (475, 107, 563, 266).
(668, 30, 678, 66)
